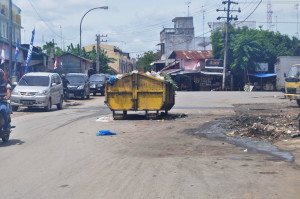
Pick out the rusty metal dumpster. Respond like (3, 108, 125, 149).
(105, 73, 175, 119)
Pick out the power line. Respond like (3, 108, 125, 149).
(238, 0, 263, 23)
(26, 0, 61, 39)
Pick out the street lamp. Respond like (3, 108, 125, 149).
(79, 6, 108, 72)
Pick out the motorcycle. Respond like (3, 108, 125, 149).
(63, 87, 69, 102)
(0, 99, 12, 142)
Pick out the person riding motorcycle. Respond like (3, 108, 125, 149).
(0, 69, 11, 132)
(61, 74, 69, 101)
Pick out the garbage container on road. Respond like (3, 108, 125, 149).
(105, 72, 175, 119)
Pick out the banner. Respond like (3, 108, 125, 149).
(25, 28, 35, 73)
(13, 40, 20, 76)
(0, 44, 5, 65)
(54, 57, 58, 70)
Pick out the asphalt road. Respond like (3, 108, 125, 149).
(1, 91, 300, 199)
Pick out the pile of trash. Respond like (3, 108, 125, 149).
(109, 70, 178, 89)
(225, 112, 299, 141)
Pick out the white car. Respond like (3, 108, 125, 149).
(10, 72, 64, 111)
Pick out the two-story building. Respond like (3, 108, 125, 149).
(84, 43, 136, 74)
(0, 0, 23, 79)
(159, 17, 212, 65)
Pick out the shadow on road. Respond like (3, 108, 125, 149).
(0, 139, 25, 147)
(114, 113, 188, 120)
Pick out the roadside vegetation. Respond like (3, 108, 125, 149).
(211, 26, 300, 88)
(42, 41, 115, 74)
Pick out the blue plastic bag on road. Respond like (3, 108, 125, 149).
(96, 130, 118, 136)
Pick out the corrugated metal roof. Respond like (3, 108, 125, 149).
(168, 50, 213, 60)
(59, 53, 94, 63)
(161, 69, 182, 74)
(160, 61, 180, 71)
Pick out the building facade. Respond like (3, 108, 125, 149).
(0, 0, 22, 44)
(84, 43, 136, 74)
(58, 53, 94, 74)
(159, 17, 212, 64)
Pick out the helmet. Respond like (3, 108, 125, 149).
(61, 74, 65, 79)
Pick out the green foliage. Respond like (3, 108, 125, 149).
(211, 27, 300, 72)
(211, 27, 300, 87)
(42, 41, 55, 56)
(43, 41, 116, 74)
(55, 47, 64, 56)
(65, 43, 115, 73)
(159, 72, 178, 90)
(136, 51, 158, 72)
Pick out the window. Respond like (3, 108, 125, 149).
(1, 20, 7, 39)
(19, 76, 50, 87)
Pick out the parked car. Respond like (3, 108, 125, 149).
(10, 72, 64, 112)
(89, 74, 107, 96)
(66, 73, 90, 99)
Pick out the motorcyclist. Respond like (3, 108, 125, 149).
(0, 69, 11, 132)
(61, 74, 69, 100)
(61, 74, 69, 88)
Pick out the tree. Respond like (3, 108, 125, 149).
(43, 41, 65, 56)
(136, 51, 158, 72)
(66, 44, 115, 74)
(231, 31, 263, 70)
(85, 46, 115, 74)
(210, 27, 300, 89)
(42, 41, 55, 56)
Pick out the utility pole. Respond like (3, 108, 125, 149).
(8, 0, 12, 79)
(296, 3, 299, 39)
(202, 6, 206, 50)
(185, 1, 191, 17)
(217, 0, 241, 90)
(275, 16, 278, 32)
(267, 1, 273, 31)
(60, 25, 63, 50)
(95, 34, 107, 73)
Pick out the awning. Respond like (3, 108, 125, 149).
(170, 70, 200, 76)
(200, 71, 223, 76)
(249, 73, 277, 78)
(161, 69, 182, 74)
(150, 60, 165, 65)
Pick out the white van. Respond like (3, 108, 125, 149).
(10, 72, 64, 111)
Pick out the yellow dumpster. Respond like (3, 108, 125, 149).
(105, 72, 175, 119)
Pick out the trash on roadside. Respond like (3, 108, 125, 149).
(109, 76, 118, 85)
(243, 148, 248, 152)
(286, 130, 292, 134)
(96, 117, 110, 122)
(291, 132, 300, 138)
(227, 132, 235, 136)
(96, 130, 118, 136)
(116, 74, 123, 79)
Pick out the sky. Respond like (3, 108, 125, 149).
(13, 0, 300, 58)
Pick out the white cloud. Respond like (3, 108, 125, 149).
(13, 0, 300, 57)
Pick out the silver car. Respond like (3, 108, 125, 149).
(10, 72, 64, 111)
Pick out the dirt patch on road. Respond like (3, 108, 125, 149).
(224, 103, 300, 142)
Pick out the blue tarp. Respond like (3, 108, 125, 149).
(249, 73, 277, 78)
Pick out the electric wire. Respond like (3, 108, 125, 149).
(26, 0, 62, 39)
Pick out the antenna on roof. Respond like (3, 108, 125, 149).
(185, 1, 191, 16)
